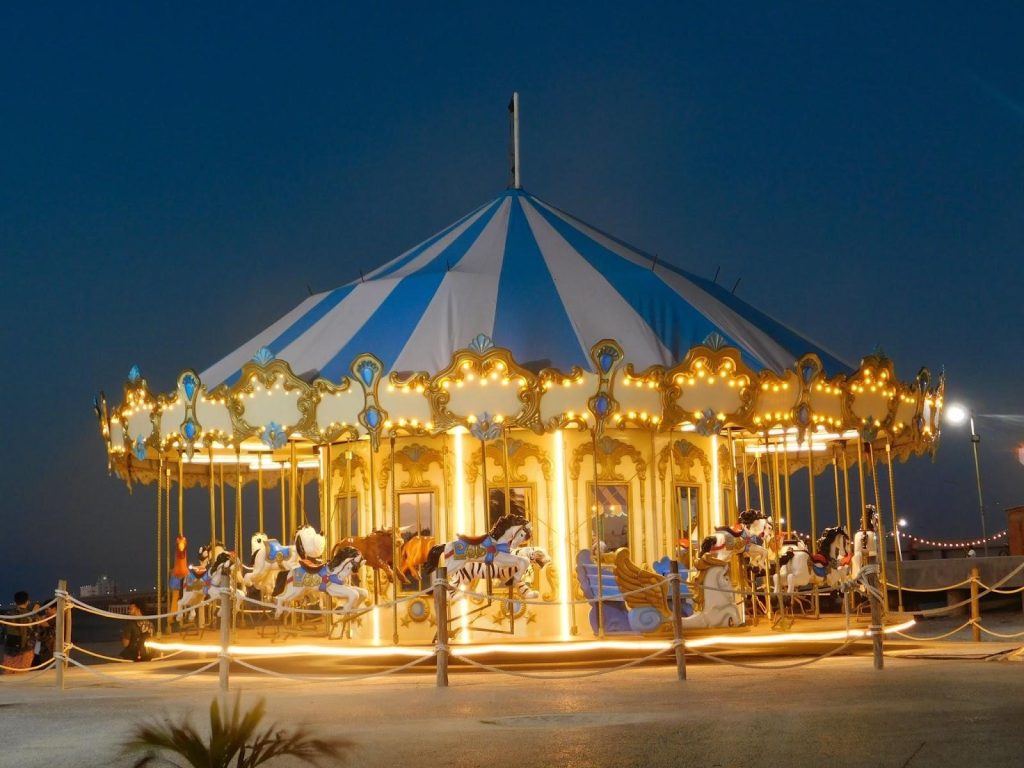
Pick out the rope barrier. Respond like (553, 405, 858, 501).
(231, 652, 435, 684)
(893, 621, 973, 641)
(974, 583, 1024, 595)
(883, 579, 973, 593)
(0, 598, 58, 623)
(686, 639, 858, 669)
(61, 654, 220, 687)
(974, 624, 1024, 640)
(67, 644, 135, 664)
(0, 658, 56, 680)
(0, 657, 58, 674)
(67, 595, 219, 621)
(449, 646, 672, 680)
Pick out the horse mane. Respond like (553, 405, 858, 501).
(816, 526, 847, 556)
(489, 513, 529, 540)
(329, 545, 361, 570)
(699, 535, 717, 556)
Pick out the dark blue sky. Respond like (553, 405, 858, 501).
(2, 3, 1022, 598)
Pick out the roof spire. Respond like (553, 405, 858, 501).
(508, 92, 521, 189)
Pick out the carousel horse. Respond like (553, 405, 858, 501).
(168, 535, 190, 611)
(244, 526, 324, 594)
(176, 545, 227, 623)
(274, 545, 368, 617)
(338, 529, 398, 586)
(397, 534, 437, 584)
(679, 553, 742, 628)
(699, 509, 770, 565)
(423, 513, 536, 601)
(851, 506, 880, 581)
(772, 526, 852, 594)
(446, 545, 552, 600)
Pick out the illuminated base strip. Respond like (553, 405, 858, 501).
(147, 620, 915, 659)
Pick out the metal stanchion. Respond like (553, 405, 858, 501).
(970, 566, 981, 642)
(670, 560, 687, 681)
(434, 566, 449, 687)
(219, 590, 231, 691)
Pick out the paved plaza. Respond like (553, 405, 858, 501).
(1, 650, 1022, 768)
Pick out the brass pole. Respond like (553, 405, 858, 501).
(563, 430, 578, 636)
(390, 435, 400, 645)
(219, 463, 226, 548)
(832, 447, 842, 527)
(346, 446, 354, 538)
(369, 441, 379, 603)
(257, 461, 265, 533)
(754, 450, 766, 515)
(782, 439, 792, 537)
(840, 442, 853, 537)
(649, 429, 659, 561)
(591, 428, 605, 638)
(502, 426, 513, 520)
(754, 441, 770, 622)
(479, 437, 489, 531)
(208, 445, 216, 552)
(885, 440, 905, 613)
(235, 448, 242, 557)
(156, 456, 163, 637)
(324, 442, 332, 548)
(279, 465, 286, 540)
(177, 451, 184, 535)
(740, 437, 751, 511)
(290, 441, 299, 534)
(727, 429, 740, 518)
(772, 440, 783, 535)
(867, 442, 888, 614)
(164, 462, 171, 625)
(807, 439, 819, 617)
(856, 441, 869, 532)
(441, 438, 451, 541)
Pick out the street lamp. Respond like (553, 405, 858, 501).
(945, 403, 989, 556)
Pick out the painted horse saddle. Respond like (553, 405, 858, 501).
(268, 540, 291, 563)
(451, 535, 510, 564)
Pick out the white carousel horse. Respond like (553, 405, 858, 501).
(699, 509, 770, 565)
(423, 513, 536, 601)
(274, 545, 368, 617)
(772, 526, 852, 594)
(851, 506, 880, 581)
(244, 526, 325, 594)
(446, 545, 552, 600)
(679, 554, 742, 628)
(177, 548, 237, 623)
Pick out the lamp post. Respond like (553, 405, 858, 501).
(895, 518, 907, 563)
(945, 404, 989, 556)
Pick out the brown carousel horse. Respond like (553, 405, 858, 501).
(397, 535, 437, 584)
(338, 529, 398, 586)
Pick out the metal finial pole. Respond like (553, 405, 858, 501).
(509, 92, 521, 189)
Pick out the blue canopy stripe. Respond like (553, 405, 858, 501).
(201, 188, 854, 389)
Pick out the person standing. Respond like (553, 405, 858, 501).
(2, 592, 37, 673)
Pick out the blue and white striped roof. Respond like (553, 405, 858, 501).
(202, 189, 850, 387)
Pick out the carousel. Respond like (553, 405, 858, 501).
(95, 97, 943, 654)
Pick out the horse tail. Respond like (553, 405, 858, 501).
(422, 544, 446, 578)
(271, 570, 288, 598)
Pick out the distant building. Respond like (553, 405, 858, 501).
(79, 574, 118, 598)
(1008, 506, 1024, 556)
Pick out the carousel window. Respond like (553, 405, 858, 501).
(397, 491, 436, 593)
(487, 485, 532, 528)
(333, 494, 359, 540)
(588, 483, 630, 551)
(674, 484, 701, 544)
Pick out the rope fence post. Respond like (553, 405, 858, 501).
(865, 562, 884, 670)
(55, 580, 67, 690)
(669, 560, 686, 681)
(970, 566, 981, 642)
(219, 590, 231, 692)
(434, 566, 449, 687)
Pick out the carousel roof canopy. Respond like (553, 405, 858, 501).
(202, 189, 850, 389)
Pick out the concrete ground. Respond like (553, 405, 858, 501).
(1, 648, 1022, 768)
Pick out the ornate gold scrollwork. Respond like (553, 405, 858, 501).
(570, 435, 648, 484)
(661, 346, 754, 433)
(657, 439, 711, 486)
(426, 340, 544, 435)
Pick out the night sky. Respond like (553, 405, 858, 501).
(2, 3, 1022, 601)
